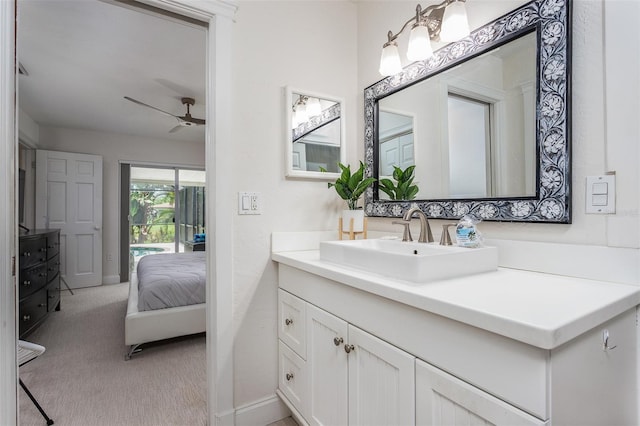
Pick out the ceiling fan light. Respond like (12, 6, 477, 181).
(440, 0, 471, 42)
(407, 23, 433, 62)
(379, 41, 402, 76)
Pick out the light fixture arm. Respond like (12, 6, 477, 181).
(384, 0, 461, 45)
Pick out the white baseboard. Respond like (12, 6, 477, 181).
(234, 394, 291, 426)
(215, 408, 236, 426)
(102, 275, 120, 285)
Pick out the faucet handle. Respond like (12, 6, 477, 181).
(440, 224, 456, 246)
(392, 220, 413, 242)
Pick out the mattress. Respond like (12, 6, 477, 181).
(136, 252, 206, 311)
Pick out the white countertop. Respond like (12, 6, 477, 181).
(272, 249, 640, 350)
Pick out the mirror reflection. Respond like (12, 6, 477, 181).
(285, 87, 345, 179)
(378, 31, 536, 200)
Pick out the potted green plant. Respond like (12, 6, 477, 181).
(379, 165, 419, 200)
(321, 161, 376, 232)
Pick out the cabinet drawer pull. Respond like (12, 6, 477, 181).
(603, 329, 617, 351)
(23, 252, 31, 257)
(49, 295, 56, 299)
(344, 344, 355, 354)
(285, 318, 294, 326)
(39, 273, 46, 277)
(285, 373, 294, 381)
(38, 303, 46, 308)
(22, 315, 31, 321)
(333, 337, 344, 346)
(22, 280, 31, 286)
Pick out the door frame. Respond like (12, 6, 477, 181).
(0, 1, 238, 425)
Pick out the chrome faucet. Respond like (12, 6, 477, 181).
(394, 207, 434, 243)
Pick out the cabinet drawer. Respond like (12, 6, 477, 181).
(279, 289, 306, 359)
(47, 256, 60, 282)
(19, 264, 48, 300)
(279, 340, 307, 417)
(19, 287, 48, 338)
(416, 359, 546, 426)
(19, 238, 48, 269)
(46, 233, 60, 260)
(46, 277, 61, 312)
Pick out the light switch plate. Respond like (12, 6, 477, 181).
(238, 192, 262, 215)
(585, 175, 615, 214)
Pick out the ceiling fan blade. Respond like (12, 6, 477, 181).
(124, 96, 177, 119)
(169, 125, 184, 133)
(179, 116, 206, 126)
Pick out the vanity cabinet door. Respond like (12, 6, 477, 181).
(348, 324, 415, 426)
(416, 359, 546, 426)
(307, 304, 348, 426)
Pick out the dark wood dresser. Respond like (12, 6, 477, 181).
(18, 229, 61, 338)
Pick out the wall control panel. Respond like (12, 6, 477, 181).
(238, 191, 262, 215)
(585, 175, 615, 214)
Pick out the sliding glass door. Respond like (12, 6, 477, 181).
(121, 165, 205, 280)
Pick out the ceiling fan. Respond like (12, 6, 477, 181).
(124, 96, 205, 133)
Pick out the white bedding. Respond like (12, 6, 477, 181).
(136, 252, 206, 311)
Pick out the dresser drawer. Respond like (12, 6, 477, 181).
(278, 289, 306, 359)
(19, 287, 48, 337)
(46, 233, 60, 260)
(19, 237, 48, 269)
(19, 264, 48, 300)
(47, 255, 60, 282)
(46, 277, 61, 312)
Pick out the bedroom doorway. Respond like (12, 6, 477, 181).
(121, 164, 205, 281)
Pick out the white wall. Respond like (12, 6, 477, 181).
(230, 0, 639, 415)
(231, 0, 358, 408)
(357, 0, 640, 250)
(36, 126, 205, 283)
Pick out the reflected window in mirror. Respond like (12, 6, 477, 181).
(365, 0, 571, 223)
(285, 87, 346, 180)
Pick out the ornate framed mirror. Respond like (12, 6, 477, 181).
(285, 86, 346, 180)
(364, 0, 571, 223)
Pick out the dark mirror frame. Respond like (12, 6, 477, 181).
(364, 0, 572, 223)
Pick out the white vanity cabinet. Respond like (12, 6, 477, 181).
(279, 289, 415, 426)
(274, 258, 639, 426)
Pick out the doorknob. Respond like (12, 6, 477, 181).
(94, 226, 101, 230)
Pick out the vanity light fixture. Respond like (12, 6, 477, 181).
(292, 95, 308, 129)
(292, 95, 323, 129)
(379, 0, 471, 76)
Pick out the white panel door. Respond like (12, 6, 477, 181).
(306, 303, 348, 426)
(348, 324, 415, 426)
(36, 150, 103, 288)
(415, 359, 546, 426)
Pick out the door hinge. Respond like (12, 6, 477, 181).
(11, 255, 15, 276)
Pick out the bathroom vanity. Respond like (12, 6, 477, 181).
(272, 236, 639, 426)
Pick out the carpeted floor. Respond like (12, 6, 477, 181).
(19, 283, 207, 426)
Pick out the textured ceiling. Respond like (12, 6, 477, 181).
(17, 0, 207, 143)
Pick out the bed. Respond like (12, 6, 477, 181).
(125, 252, 206, 359)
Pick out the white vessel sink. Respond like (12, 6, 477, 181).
(319, 239, 498, 283)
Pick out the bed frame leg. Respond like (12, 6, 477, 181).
(125, 344, 142, 360)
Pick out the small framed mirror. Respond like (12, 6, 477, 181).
(285, 86, 346, 180)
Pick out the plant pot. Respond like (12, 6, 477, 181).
(342, 209, 365, 232)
